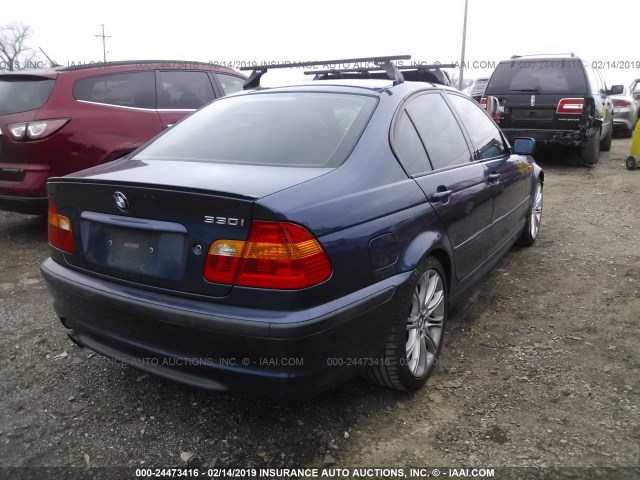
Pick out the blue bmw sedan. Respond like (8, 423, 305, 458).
(41, 56, 543, 399)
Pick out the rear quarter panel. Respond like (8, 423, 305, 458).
(252, 106, 452, 307)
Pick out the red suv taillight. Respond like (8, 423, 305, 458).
(556, 98, 584, 115)
(480, 97, 487, 107)
(8, 118, 70, 141)
(48, 197, 75, 253)
(204, 221, 332, 289)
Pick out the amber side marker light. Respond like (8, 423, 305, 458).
(48, 196, 75, 253)
(204, 221, 332, 289)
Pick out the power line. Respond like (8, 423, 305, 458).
(94, 24, 112, 63)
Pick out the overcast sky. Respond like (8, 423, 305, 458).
(5, 0, 640, 86)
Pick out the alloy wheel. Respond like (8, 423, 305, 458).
(406, 269, 445, 377)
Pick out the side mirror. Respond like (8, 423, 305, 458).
(610, 85, 624, 95)
(513, 137, 536, 155)
(634, 92, 640, 100)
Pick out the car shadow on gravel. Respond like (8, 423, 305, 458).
(532, 137, 629, 171)
(50, 345, 418, 468)
(531, 148, 584, 170)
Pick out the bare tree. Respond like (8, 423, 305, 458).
(0, 22, 37, 71)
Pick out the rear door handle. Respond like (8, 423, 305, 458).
(487, 173, 501, 182)
(430, 190, 453, 203)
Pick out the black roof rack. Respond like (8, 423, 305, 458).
(510, 53, 576, 59)
(239, 55, 411, 90)
(305, 63, 456, 86)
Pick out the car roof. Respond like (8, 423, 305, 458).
(235, 79, 451, 98)
(0, 60, 243, 78)
(508, 53, 580, 61)
(0, 69, 58, 79)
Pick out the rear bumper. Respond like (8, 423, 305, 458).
(501, 128, 593, 148)
(612, 115, 636, 131)
(0, 164, 50, 214)
(41, 258, 410, 399)
(0, 193, 48, 214)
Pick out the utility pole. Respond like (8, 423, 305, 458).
(95, 24, 111, 63)
(458, 0, 469, 90)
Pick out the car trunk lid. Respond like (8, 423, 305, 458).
(48, 159, 332, 298)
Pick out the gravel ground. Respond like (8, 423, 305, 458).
(0, 137, 638, 479)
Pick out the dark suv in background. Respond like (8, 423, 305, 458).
(484, 54, 623, 166)
(0, 61, 245, 214)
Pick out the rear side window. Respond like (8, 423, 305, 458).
(73, 72, 156, 109)
(136, 93, 377, 167)
(216, 74, 245, 95)
(447, 93, 507, 160)
(486, 60, 587, 95)
(393, 112, 431, 175)
(157, 71, 215, 109)
(595, 68, 608, 92)
(405, 93, 472, 170)
(0, 76, 55, 115)
(584, 64, 601, 95)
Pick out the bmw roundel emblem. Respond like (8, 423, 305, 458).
(114, 191, 129, 211)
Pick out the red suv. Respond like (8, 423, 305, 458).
(0, 61, 245, 214)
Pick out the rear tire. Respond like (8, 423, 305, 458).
(623, 127, 634, 138)
(581, 131, 600, 167)
(364, 257, 447, 392)
(600, 126, 612, 151)
(516, 179, 543, 246)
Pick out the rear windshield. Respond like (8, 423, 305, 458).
(135, 92, 377, 167)
(0, 76, 55, 115)
(486, 60, 587, 95)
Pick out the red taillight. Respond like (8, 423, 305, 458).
(204, 221, 332, 289)
(203, 239, 245, 285)
(480, 97, 487, 107)
(613, 100, 632, 108)
(556, 98, 584, 115)
(47, 197, 75, 253)
(8, 118, 70, 141)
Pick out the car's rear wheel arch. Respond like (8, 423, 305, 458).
(364, 254, 448, 391)
(427, 248, 452, 298)
(401, 231, 452, 290)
